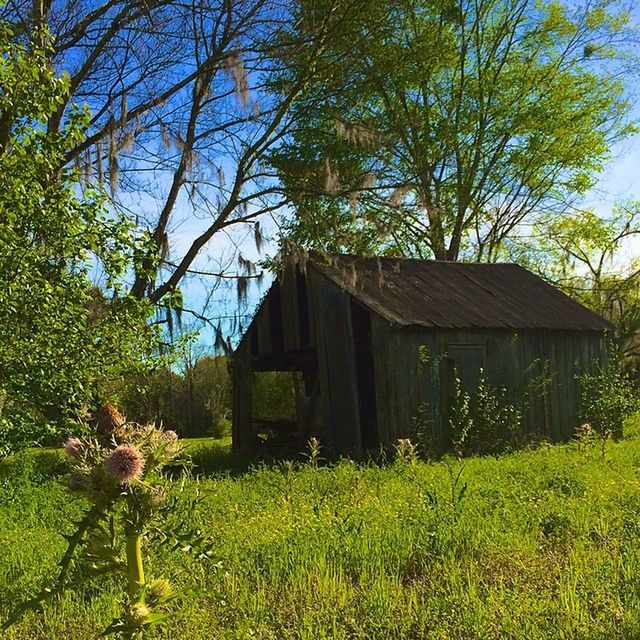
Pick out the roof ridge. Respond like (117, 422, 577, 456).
(312, 252, 520, 268)
(310, 253, 615, 331)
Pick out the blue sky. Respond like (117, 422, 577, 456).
(591, 141, 640, 207)
(165, 4, 640, 350)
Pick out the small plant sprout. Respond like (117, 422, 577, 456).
(394, 438, 418, 464)
(3, 415, 214, 639)
(425, 459, 468, 529)
(305, 437, 322, 467)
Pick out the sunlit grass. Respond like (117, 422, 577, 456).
(3, 419, 640, 638)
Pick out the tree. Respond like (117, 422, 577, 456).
(0, 22, 156, 456)
(511, 204, 640, 369)
(270, 0, 635, 261)
(2, 0, 367, 320)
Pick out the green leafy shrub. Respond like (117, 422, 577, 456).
(0, 22, 157, 457)
(253, 371, 297, 420)
(116, 355, 231, 439)
(411, 401, 436, 458)
(450, 371, 522, 456)
(448, 374, 474, 454)
(579, 359, 639, 436)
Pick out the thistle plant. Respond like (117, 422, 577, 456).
(4, 419, 212, 638)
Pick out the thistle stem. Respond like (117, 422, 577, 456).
(126, 534, 145, 600)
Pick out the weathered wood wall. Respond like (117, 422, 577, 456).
(370, 317, 610, 451)
(233, 264, 361, 454)
(306, 267, 361, 454)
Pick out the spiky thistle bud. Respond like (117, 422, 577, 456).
(148, 578, 173, 603)
(63, 437, 84, 458)
(129, 602, 150, 624)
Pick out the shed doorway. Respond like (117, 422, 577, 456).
(351, 301, 378, 450)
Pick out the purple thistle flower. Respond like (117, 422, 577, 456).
(63, 437, 84, 458)
(104, 445, 145, 484)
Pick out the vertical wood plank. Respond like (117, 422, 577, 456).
(280, 266, 300, 351)
(256, 304, 272, 356)
(232, 340, 253, 453)
(317, 282, 361, 454)
(370, 314, 391, 447)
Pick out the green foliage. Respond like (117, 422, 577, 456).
(579, 359, 639, 436)
(510, 204, 640, 373)
(424, 458, 469, 531)
(271, 0, 634, 261)
(5, 420, 640, 638)
(410, 401, 435, 457)
(116, 355, 232, 439)
(448, 374, 474, 453)
(465, 374, 523, 455)
(0, 21, 156, 456)
(449, 371, 522, 456)
(253, 372, 296, 420)
(114, 360, 300, 441)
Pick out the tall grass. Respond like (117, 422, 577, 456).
(3, 421, 640, 638)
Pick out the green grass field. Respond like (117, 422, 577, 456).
(3, 423, 640, 639)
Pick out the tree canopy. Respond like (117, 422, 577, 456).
(1, 0, 368, 318)
(271, 0, 636, 261)
(510, 204, 640, 368)
(0, 23, 156, 455)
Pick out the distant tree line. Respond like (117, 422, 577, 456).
(111, 356, 295, 439)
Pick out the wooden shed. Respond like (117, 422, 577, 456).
(232, 254, 616, 455)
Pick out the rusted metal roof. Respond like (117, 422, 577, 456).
(313, 254, 616, 331)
